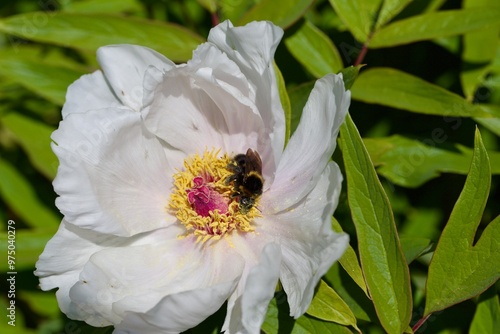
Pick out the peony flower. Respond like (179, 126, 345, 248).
(35, 20, 350, 333)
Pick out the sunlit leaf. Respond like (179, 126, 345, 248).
(219, 0, 255, 23)
(460, 0, 500, 100)
(0, 49, 85, 105)
(425, 129, 500, 315)
(339, 114, 412, 333)
(307, 280, 360, 332)
(19, 290, 60, 319)
(351, 68, 491, 117)
(196, 0, 217, 13)
(324, 263, 376, 323)
(0, 158, 60, 229)
(370, 8, 500, 48)
(375, 0, 413, 29)
(262, 297, 352, 334)
(332, 217, 368, 295)
(284, 20, 343, 78)
(475, 104, 500, 137)
(364, 135, 500, 187)
(238, 0, 313, 28)
(0, 13, 204, 62)
(62, 0, 143, 14)
(328, 0, 382, 42)
(469, 288, 500, 334)
(3, 229, 56, 271)
(2, 113, 57, 179)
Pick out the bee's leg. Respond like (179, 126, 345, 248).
(225, 174, 240, 185)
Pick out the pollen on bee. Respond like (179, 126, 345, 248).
(168, 149, 261, 243)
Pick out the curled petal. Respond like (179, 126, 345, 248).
(208, 20, 286, 171)
(61, 70, 121, 118)
(97, 44, 175, 111)
(223, 243, 282, 334)
(265, 74, 350, 213)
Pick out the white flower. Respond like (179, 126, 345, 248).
(35, 20, 350, 334)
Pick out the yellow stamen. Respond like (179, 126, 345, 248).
(169, 149, 261, 243)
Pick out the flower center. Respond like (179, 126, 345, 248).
(169, 149, 262, 243)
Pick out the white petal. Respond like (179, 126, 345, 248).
(262, 162, 349, 317)
(223, 243, 282, 334)
(189, 43, 278, 182)
(114, 278, 239, 334)
(61, 70, 122, 118)
(67, 229, 244, 328)
(264, 74, 350, 213)
(97, 45, 175, 111)
(35, 220, 130, 315)
(141, 68, 229, 155)
(208, 20, 286, 169)
(52, 107, 174, 236)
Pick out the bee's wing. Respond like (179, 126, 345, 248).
(244, 149, 263, 175)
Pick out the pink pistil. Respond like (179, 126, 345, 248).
(187, 176, 229, 217)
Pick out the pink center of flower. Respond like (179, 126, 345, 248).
(186, 176, 229, 217)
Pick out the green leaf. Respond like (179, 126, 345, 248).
(238, 0, 314, 28)
(0, 225, 57, 272)
(338, 65, 364, 90)
(364, 135, 500, 188)
(469, 288, 500, 334)
(0, 158, 60, 229)
(307, 280, 360, 332)
(62, 0, 143, 14)
(351, 68, 491, 117)
(0, 13, 204, 62)
(275, 63, 292, 146)
(288, 81, 315, 136)
(2, 113, 57, 179)
(332, 217, 368, 295)
(262, 297, 352, 334)
(400, 208, 443, 240)
(328, 0, 383, 42)
(284, 20, 343, 78)
(195, 0, 217, 13)
(425, 128, 500, 315)
(19, 290, 60, 318)
(375, 0, 413, 29)
(0, 49, 86, 105)
(324, 263, 376, 323)
(399, 237, 433, 264)
(475, 105, 500, 137)
(339, 114, 412, 334)
(370, 8, 500, 48)
(219, 0, 255, 23)
(460, 0, 500, 100)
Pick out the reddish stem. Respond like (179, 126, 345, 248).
(354, 43, 369, 66)
(211, 12, 219, 26)
(412, 313, 432, 332)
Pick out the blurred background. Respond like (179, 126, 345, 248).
(0, 0, 499, 333)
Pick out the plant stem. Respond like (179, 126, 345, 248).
(412, 313, 432, 332)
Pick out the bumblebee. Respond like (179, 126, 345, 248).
(227, 149, 264, 213)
